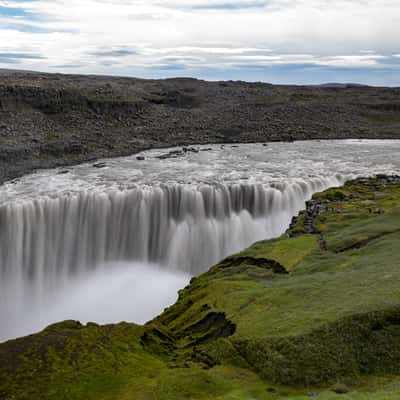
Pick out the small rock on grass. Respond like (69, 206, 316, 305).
(331, 383, 350, 394)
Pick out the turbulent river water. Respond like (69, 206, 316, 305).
(1, 140, 400, 341)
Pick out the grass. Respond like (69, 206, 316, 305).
(1, 176, 400, 399)
(234, 234, 318, 271)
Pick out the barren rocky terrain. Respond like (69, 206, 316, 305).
(0, 70, 399, 183)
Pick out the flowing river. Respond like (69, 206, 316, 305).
(1, 139, 400, 341)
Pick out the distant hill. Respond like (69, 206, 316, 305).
(317, 83, 371, 88)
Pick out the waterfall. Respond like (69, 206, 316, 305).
(0, 175, 345, 293)
(2, 138, 399, 341)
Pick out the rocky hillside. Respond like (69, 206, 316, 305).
(1, 70, 400, 183)
(1, 175, 400, 399)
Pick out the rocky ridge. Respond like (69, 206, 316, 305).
(1, 70, 400, 184)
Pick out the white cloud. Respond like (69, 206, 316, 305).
(0, 0, 399, 78)
(225, 54, 389, 69)
(316, 55, 388, 68)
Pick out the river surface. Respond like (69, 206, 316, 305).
(1, 140, 400, 341)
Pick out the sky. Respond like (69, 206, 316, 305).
(0, 0, 399, 85)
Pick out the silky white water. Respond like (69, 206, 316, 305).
(1, 140, 400, 341)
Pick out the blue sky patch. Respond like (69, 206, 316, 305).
(0, 4, 44, 21)
(192, 1, 267, 10)
(0, 52, 44, 60)
(0, 5, 31, 18)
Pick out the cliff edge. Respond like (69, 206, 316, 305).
(1, 175, 400, 399)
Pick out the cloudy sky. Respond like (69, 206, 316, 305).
(0, 0, 399, 85)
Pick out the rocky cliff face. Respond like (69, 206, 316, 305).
(1, 71, 400, 183)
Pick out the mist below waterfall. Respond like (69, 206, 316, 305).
(1, 262, 190, 341)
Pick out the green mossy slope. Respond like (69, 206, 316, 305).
(1, 176, 400, 400)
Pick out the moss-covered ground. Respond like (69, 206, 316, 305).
(1, 176, 400, 399)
